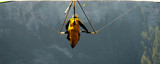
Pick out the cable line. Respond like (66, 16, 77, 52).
(59, 1, 73, 33)
(36, 20, 59, 33)
(97, 3, 140, 32)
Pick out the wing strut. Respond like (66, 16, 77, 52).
(59, 1, 73, 34)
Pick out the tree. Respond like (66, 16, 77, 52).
(141, 25, 160, 64)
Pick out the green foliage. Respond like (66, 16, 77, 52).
(142, 31, 149, 40)
(0, 1, 9, 3)
(148, 26, 155, 41)
(141, 25, 160, 64)
(141, 51, 151, 64)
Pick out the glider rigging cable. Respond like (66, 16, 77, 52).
(59, 1, 73, 33)
(97, 2, 140, 32)
(36, 17, 59, 33)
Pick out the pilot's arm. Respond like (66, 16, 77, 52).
(78, 20, 89, 32)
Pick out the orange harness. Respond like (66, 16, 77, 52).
(68, 18, 80, 48)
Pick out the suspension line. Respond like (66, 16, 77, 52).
(59, 1, 73, 33)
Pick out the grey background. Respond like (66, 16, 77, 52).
(0, 1, 159, 64)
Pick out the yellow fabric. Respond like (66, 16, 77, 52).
(68, 18, 81, 48)
(68, 18, 79, 31)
